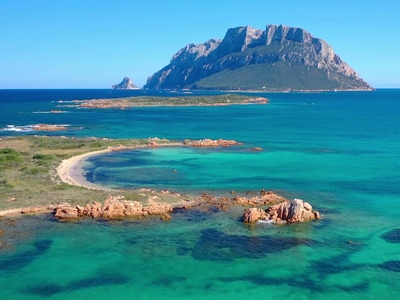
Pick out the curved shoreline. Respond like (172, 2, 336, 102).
(56, 143, 183, 191)
(0, 139, 267, 218)
(57, 148, 113, 191)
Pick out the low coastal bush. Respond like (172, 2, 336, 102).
(33, 154, 55, 160)
(0, 148, 23, 163)
(89, 141, 104, 148)
(26, 167, 47, 175)
(0, 179, 14, 189)
(32, 153, 56, 167)
(0, 136, 174, 211)
(54, 183, 74, 190)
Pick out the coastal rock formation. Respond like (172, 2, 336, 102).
(184, 138, 242, 147)
(232, 191, 287, 206)
(242, 198, 320, 224)
(33, 124, 68, 131)
(111, 77, 139, 90)
(243, 208, 267, 223)
(54, 196, 173, 220)
(54, 202, 78, 219)
(145, 25, 372, 91)
(176, 190, 288, 212)
(21, 207, 41, 214)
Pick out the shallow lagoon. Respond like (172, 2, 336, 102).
(1, 89, 400, 298)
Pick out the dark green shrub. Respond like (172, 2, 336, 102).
(33, 154, 55, 160)
(0, 148, 22, 163)
(89, 142, 103, 148)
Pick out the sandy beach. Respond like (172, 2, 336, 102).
(56, 143, 183, 192)
(56, 148, 114, 191)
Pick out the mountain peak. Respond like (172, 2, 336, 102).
(145, 25, 372, 91)
(111, 77, 139, 90)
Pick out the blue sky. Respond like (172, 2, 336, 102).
(0, 0, 399, 88)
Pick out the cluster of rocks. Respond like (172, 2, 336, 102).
(54, 196, 173, 220)
(242, 198, 321, 224)
(184, 139, 242, 147)
(175, 190, 288, 212)
(33, 124, 68, 131)
(243, 97, 269, 104)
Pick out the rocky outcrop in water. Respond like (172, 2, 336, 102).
(242, 198, 321, 224)
(184, 139, 242, 147)
(111, 77, 139, 90)
(145, 25, 372, 91)
(175, 190, 287, 212)
(54, 196, 172, 220)
(33, 124, 68, 131)
(242, 208, 267, 223)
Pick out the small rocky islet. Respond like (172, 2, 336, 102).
(111, 76, 139, 90)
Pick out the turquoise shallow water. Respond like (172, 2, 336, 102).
(1, 89, 400, 299)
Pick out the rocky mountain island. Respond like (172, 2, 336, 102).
(144, 25, 372, 91)
(111, 77, 139, 89)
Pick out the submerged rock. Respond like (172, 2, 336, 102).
(242, 198, 320, 224)
(379, 260, 400, 272)
(191, 228, 315, 261)
(381, 228, 400, 243)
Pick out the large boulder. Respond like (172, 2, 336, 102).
(242, 198, 320, 224)
(242, 208, 267, 223)
(267, 199, 320, 223)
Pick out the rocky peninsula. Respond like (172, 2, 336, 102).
(0, 136, 320, 226)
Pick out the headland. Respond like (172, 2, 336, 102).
(0, 136, 319, 224)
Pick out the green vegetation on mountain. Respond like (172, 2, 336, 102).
(191, 62, 356, 91)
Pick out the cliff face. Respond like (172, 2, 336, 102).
(144, 25, 372, 91)
(111, 77, 139, 90)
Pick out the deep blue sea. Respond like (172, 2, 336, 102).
(1, 89, 400, 299)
